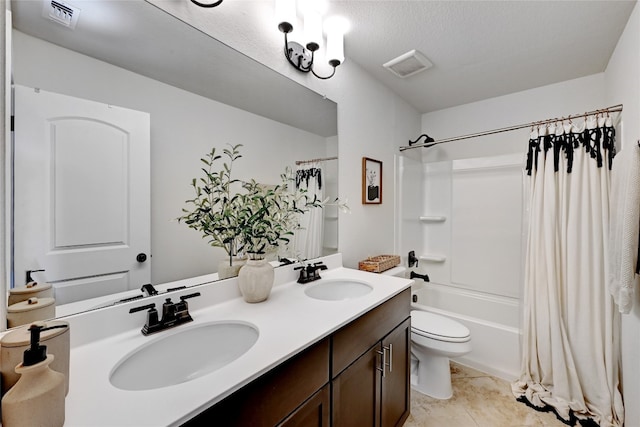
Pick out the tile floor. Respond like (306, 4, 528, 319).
(404, 363, 568, 427)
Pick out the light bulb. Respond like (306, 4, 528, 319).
(324, 16, 348, 65)
(304, 10, 323, 50)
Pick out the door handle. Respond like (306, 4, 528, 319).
(136, 253, 148, 263)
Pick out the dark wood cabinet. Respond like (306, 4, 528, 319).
(332, 316, 411, 427)
(332, 345, 381, 427)
(182, 338, 330, 427)
(183, 288, 411, 427)
(278, 385, 330, 427)
(380, 318, 411, 427)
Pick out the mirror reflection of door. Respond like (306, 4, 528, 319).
(13, 85, 151, 305)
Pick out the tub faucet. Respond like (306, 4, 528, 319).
(410, 271, 430, 282)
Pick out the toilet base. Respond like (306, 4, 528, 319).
(411, 353, 453, 399)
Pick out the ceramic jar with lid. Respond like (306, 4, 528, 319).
(6, 297, 56, 329)
(8, 281, 53, 306)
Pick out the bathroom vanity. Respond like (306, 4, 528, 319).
(186, 288, 411, 426)
(53, 254, 412, 426)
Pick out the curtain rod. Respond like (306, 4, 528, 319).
(400, 104, 623, 152)
(295, 156, 338, 165)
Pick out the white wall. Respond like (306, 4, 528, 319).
(421, 73, 606, 162)
(324, 65, 422, 268)
(604, 3, 640, 426)
(12, 30, 329, 285)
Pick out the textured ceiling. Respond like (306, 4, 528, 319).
(152, 0, 637, 113)
(12, 0, 637, 118)
(336, 0, 636, 112)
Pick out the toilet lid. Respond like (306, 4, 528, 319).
(411, 310, 470, 342)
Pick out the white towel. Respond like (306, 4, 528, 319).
(608, 143, 640, 313)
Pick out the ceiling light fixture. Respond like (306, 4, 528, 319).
(190, 0, 223, 8)
(275, 0, 347, 80)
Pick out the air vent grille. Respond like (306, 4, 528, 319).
(383, 50, 433, 79)
(42, 0, 81, 29)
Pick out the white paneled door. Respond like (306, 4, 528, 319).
(13, 85, 150, 305)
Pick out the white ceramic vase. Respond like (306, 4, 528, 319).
(237, 259, 274, 303)
(218, 257, 246, 280)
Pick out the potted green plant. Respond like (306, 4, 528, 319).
(177, 144, 247, 279)
(178, 144, 345, 302)
(234, 171, 324, 302)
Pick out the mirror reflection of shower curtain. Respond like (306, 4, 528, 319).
(294, 163, 324, 260)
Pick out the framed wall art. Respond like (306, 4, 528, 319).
(362, 157, 382, 204)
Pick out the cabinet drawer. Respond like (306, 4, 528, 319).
(331, 288, 410, 378)
(184, 337, 330, 427)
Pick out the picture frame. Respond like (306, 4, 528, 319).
(362, 157, 382, 204)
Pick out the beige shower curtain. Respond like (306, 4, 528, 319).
(293, 162, 324, 260)
(512, 116, 624, 426)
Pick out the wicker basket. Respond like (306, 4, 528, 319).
(358, 255, 401, 273)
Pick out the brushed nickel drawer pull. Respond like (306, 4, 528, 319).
(382, 345, 392, 373)
(376, 349, 386, 377)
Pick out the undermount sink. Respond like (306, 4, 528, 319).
(110, 321, 259, 391)
(304, 279, 373, 301)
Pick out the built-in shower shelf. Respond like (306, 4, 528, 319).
(419, 255, 446, 262)
(419, 216, 446, 223)
(324, 216, 339, 221)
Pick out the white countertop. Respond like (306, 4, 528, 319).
(60, 255, 412, 426)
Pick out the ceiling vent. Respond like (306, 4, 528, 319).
(42, 0, 81, 29)
(383, 50, 433, 79)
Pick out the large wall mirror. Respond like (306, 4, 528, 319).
(7, 0, 338, 325)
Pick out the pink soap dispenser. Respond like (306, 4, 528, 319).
(1, 324, 66, 427)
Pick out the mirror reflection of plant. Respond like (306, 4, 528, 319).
(238, 169, 324, 259)
(177, 144, 245, 266)
(178, 144, 350, 264)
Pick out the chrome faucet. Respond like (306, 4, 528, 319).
(295, 262, 328, 284)
(129, 292, 201, 336)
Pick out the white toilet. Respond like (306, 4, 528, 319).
(410, 310, 471, 399)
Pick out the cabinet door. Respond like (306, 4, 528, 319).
(332, 345, 382, 427)
(279, 385, 330, 427)
(380, 318, 411, 427)
(183, 338, 329, 427)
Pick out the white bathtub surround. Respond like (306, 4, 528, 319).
(411, 288, 520, 382)
(513, 117, 623, 426)
(51, 254, 411, 426)
(397, 153, 525, 380)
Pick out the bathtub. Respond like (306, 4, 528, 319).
(410, 284, 521, 381)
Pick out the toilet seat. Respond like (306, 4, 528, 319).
(411, 310, 470, 343)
